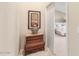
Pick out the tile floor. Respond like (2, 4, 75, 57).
(19, 47, 55, 56)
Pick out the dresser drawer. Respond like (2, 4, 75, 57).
(26, 42, 45, 50)
(25, 42, 45, 55)
(26, 39, 43, 44)
(26, 35, 43, 41)
(24, 34, 45, 55)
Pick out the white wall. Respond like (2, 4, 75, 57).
(55, 10, 66, 22)
(0, 2, 48, 55)
(16, 2, 47, 49)
(0, 3, 19, 56)
(68, 2, 79, 56)
(55, 2, 66, 13)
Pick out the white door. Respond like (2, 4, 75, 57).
(46, 3, 55, 53)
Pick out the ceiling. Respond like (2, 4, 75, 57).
(19, 2, 50, 7)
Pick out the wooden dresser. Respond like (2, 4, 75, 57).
(24, 33, 45, 55)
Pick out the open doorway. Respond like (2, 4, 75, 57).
(54, 2, 68, 56)
(46, 2, 68, 56)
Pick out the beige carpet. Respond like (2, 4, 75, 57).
(19, 47, 54, 56)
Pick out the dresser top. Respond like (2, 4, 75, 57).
(26, 33, 43, 37)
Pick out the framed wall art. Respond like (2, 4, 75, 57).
(28, 10, 41, 29)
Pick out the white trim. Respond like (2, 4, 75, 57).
(45, 8, 47, 48)
(53, 2, 56, 54)
(64, 2, 68, 56)
(66, 2, 69, 56)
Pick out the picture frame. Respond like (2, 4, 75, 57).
(28, 10, 41, 29)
